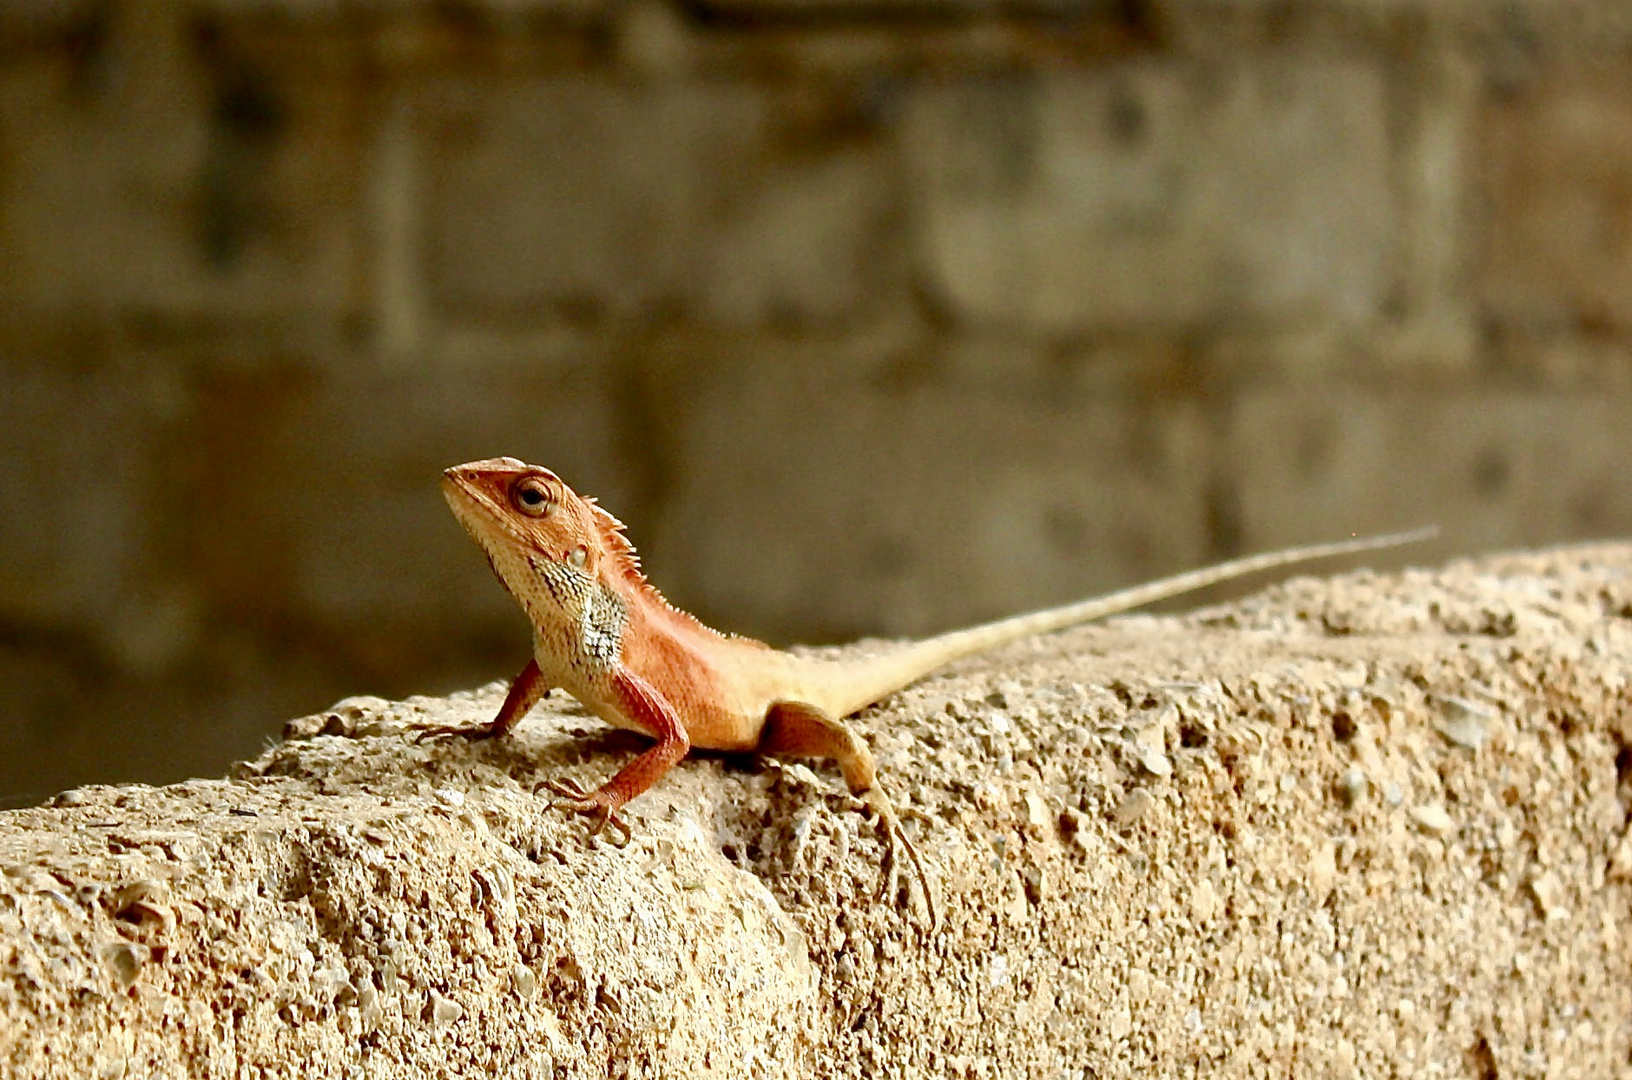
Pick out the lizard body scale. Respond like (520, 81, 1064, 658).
(428, 456, 1432, 919)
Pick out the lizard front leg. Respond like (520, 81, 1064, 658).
(417, 658, 550, 742)
(547, 667, 690, 844)
(760, 700, 935, 927)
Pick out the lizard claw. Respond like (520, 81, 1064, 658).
(544, 775, 593, 801)
(413, 722, 502, 745)
(859, 788, 937, 931)
(544, 777, 633, 847)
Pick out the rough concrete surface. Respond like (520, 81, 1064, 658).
(3, 547, 1632, 1078)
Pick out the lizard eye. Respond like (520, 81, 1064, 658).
(512, 477, 554, 517)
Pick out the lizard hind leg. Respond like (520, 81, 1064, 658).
(760, 700, 936, 928)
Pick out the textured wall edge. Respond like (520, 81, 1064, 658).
(2, 544, 1630, 1077)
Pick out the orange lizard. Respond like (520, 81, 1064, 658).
(428, 456, 1431, 917)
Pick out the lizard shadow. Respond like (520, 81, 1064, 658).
(447, 724, 653, 785)
(531, 731, 826, 869)
(410, 715, 846, 890)
(698, 752, 863, 891)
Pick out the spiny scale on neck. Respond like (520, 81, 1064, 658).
(582, 498, 646, 593)
(586, 498, 772, 651)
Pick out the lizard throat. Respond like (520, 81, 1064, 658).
(519, 553, 628, 668)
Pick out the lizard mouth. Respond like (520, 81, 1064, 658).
(441, 469, 533, 552)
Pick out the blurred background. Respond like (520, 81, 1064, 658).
(2, 0, 1630, 803)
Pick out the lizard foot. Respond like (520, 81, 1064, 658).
(544, 777, 633, 847)
(413, 722, 504, 744)
(858, 788, 937, 931)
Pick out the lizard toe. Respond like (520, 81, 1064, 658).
(414, 722, 502, 745)
(545, 778, 634, 847)
(543, 776, 592, 801)
(857, 788, 937, 930)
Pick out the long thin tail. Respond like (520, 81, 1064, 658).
(813, 527, 1436, 717)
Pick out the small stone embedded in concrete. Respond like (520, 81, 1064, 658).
(1339, 767, 1368, 807)
(514, 964, 538, 999)
(1434, 696, 1493, 750)
(1335, 836, 1357, 871)
(1126, 968, 1150, 1006)
(1189, 878, 1217, 924)
(1133, 741, 1172, 778)
(104, 941, 148, 987)
(1068, 821, 1101, 858)
(1609, 830, 1632, 880)
(783, 763, 822, 788)
(111, 878, 176, 936)
(1024, 791, 1052, 831)
(1022, 864, 1048, 905)
(356, 985, 383, 1029)
(1107, 1002, 1133, 1042)
(1410, 804, 1455, 835)
(112, 878, 165, 909)
(1132, 717, 1171, 772)
(1306, 842, 1337, 907)
(430, 992, 464, 1026)
(1115, 789, 1157, 825)
(314, 966, 352, 1004)
(1529, 871, 1569, 922)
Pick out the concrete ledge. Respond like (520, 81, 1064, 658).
(3, 546, 1631, 1077)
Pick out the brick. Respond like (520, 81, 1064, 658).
(1230, 391, 1632, 556)
(174, 351, 626, 640)
(0, 635, 359, 796)
(0, 649, 77, 759)
(187, 0, 611, 17)
(425, 79, 760, 318)
(0, 6, 363, 324)
(0, 363, 170, 650)
(1490, 333, 1632, 388)
(697, 151, 903, 328)
(0, 336, 624, 673)
(648, 359, 1212, 643)
(1377, 47, 1479, 375)
(0, 3, 100, 44)
(1480, 74, 1632, 332)
(902, 59, 1393, 334)
(0, 340, 628, 795)
(423, 78, 903, 326)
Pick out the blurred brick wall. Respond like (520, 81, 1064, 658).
(2, 0, 1630, 800)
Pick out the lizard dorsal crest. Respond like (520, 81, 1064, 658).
(584, 498, 647, 588)
(585, 497, 767, 648)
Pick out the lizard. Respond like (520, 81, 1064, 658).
(424, 456, 1432, 921)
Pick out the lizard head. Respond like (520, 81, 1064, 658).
(445, 458, 693, 641)
(442, 458, 615, 599)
